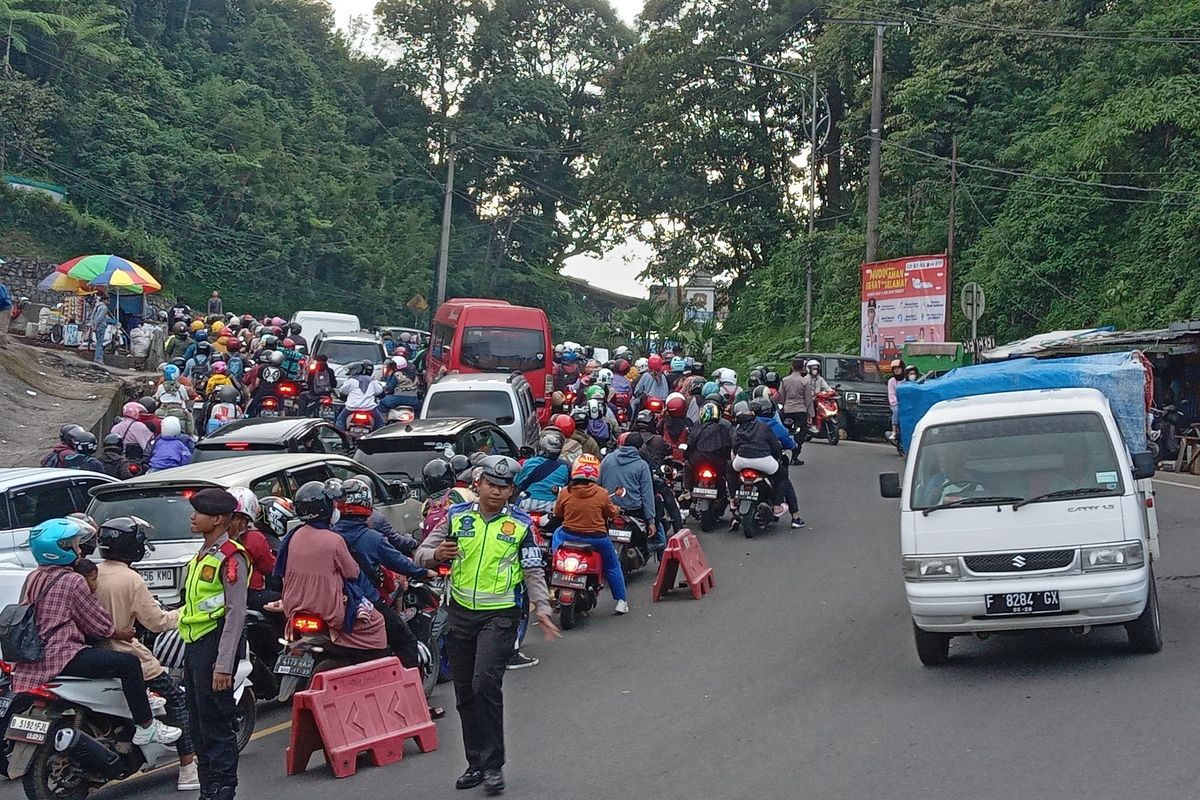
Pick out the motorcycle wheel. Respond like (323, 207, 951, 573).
(419, 634, 439, 698)
(699, 505, 717, 532)
(235, 688, 257, 753)
(741, 510, 763, 539)
(24, 735, 90, 800)
(825, 419, 839, 445)
(560, 604, 577, 631)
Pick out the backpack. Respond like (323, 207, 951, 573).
(310, 367, 333, 395)
(0, 570, 71, 663)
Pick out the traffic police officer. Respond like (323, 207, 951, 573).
(417, 454, 560, 796)
(179, 488, 249, 800)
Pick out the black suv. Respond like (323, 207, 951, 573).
(793, 353, 891, 440)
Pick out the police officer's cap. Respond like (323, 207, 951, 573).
(189, 487, 238, 516)
(478, 455, 521, 487)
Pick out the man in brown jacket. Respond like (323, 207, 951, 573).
(776, 357, 812, 460)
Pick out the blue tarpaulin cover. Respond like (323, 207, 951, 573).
(897, 352, 1148, 454)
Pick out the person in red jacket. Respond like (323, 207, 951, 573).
(226, 488, 278, 610)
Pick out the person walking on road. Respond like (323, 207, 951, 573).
(417, 455, 561, 796)
(208, 290, 223, 316)
(178, 488, 249, 800)
(0, 279, 12, 348)
(90, 293, 112, 364)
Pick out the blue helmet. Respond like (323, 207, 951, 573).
(702, 380, 719, 397)
(163, 364, 181, 382)
(29, 518, 82, 566)
(193, 330, 208, 342)
(561, 349, 578, 364)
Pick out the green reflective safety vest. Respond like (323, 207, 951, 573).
(448, 505, 532, 611)
(178, 538, 250, 643)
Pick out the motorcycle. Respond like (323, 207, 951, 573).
(273, 612, 385, 702)
(610, 393, 632, 431)
(689, 459, 727, 532)
(5, 648, 255, 800)
(1149, 405, 1184, 461)
(550, 543, 604, 631)
(607, 513, 650, 574)
(315, 394, 338, 422)
(395, 569, 450, 698)
(808, 389, 841, 446)
(734, 467, 778, 538)
(345, 409, 378, 442)
(276, 380, 301, 416)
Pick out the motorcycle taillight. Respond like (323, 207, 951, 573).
(350, 411, 372, 425)
(740, 469, 761, 482)
(555, 552, 585, 573)
(291, 614, 325, 635)
(697, 467, 716, 480)
(320, 396, 333, 405)
(262, 397, 279, 408)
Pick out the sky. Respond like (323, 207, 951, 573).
(328, 0, 653, 299)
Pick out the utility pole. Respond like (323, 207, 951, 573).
(805, 67, 817, 351)
(434, 131, 456, 310)
(826, 18, 902, 263)
(4, 20, 13, 72)
(946, 136, 958, 338)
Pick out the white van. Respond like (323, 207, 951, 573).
(880, 388, 1161, 665)
(289, 310, 361, 342)
(421, 372, 540, 452)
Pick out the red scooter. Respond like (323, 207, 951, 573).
(809, 389, 841, 446)
(551, 543, 605, 631)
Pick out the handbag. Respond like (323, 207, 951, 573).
(0, 570, 71, 663)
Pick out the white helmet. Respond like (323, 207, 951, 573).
(160, 416, 182, 437)
(227, 486, 260, 520)
(614, 346, 631, 358)
(587, 397, 605, 420)
(391, 355, 409, 371)
(634, 357, 649, 372)
(596, 368, 614, 387)
(717, 367, 737, 386)
(806, 359, 821, 371)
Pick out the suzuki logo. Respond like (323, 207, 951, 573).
(1012, 555, 1027, 568)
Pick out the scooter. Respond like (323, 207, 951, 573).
(395, 570, 449, 697)
(273, 612, 387, 702)
(607, 513, 651, 574)
(276, 380, 301, 417)
(550, 542, 604, 631)
(345, 409, 378, 442)
(689, 458, 727, 532)
(808, 390, 841, 446)
(734, 467, 778, 538)
(5, 648, 255, 800)
(315, 394, 338, 422)
(610, 393, 632, 431)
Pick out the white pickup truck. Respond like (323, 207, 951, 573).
(881, 387, 1161, 666)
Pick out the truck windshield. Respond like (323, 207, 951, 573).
(832, 358, 886, 383)
(909, 412, 1125, 510)
(460, 327, 544, 372)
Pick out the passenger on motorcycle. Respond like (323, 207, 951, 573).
(663, 394, 692, 457)
(41, 424, 104, 472)
(547, 414, 583, 464)
(688, 401, 733, 500)
(548, 454, 628, 614)
(337, 360, 385, 431)
(633, 354, 669, 412)
(515, 431, 570, 512)
(554, 344, 583, 390)
(93, 517, 199, 790)
(421, 457, 478, 540)
(752, 397, 804, 528)
(599, 432, 659, 549)
(300, 352, 337, 415)
(226, 488, 278, 610)
(569, 406, 602, 458)
(634, 414, 685, 535)
(165, 322, 191, 361)
(380, 355, 421, 412)
(155, 363, 196, 435)
(611, 360, 633, 397)
(278, 338, 304, 380)
(205, 385, 244, 436)
(148, 416, 194, 471)
(584, 395, 617, 446)
(100, 434, 141, 479)
(12, 519, 183, 746)
(731, 401, 784, 526)
(330, 479, 434, 670)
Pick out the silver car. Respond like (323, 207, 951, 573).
(0, 467, 117, 568)
(86, 453, 421, 606)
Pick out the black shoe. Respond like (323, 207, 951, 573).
(483, 769, 506, 796)
(505, 652, 538, 670)
(210, 786, 236, 800)
(456, 769, 484, 790)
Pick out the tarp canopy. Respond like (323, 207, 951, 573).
(897, 351, 1148, 454)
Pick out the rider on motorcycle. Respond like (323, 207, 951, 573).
(634, 412, 685, 535)
(584, 393, 617, 446)
(599, 431, 659, 549)
(547, 454, 628, 614)
(337, 360, 385, 431)
(752, 396, 804, 529)
(300, 352, 337, 415)
(41, 424, 105, 472)
(568, 406, 602, 458)
(226, 488, 279, 610)
(515, 431, 570, 513)
(731, 401, 784, 529)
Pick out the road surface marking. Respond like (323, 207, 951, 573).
(1152, 477, 1200, 491)
(112, 719, 294, 786)
(251, 720, 293, 741)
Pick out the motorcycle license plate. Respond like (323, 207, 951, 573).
(0, 695, 11, 716)
(6, 716, 50, 743)
(552, 572, 587, 590)
(349, 425, 371, 436)
(260, 409, 281, 418)
(735, 489, 759, 501)
(273, 653, 315, 678)
(984, 591, 1061, 616)
(319, 408, 336, 421)
(692, 487, 718, 498)
(608, 528, 632, 544)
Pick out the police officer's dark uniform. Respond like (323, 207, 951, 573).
(179, 488, 249, 800)
(417, 455, 555, 796)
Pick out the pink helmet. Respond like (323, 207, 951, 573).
(212, 361, 228, 374)
(271, 316, 286, 327)
(122, 401, 147, 418)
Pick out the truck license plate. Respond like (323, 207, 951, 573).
(984, 590, 1061, 616)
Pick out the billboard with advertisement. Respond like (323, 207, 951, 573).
(860, 254, 949, 363)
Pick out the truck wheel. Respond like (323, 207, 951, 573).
(1126, 569, 1163, 653)
(912, 621, 951, 666)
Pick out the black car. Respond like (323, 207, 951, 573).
(193, 418, 355, 462)
(794, 353, 892, 439)
(353, 417, 518, 496)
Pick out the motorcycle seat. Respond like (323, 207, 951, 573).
(559, 543, 595, 553)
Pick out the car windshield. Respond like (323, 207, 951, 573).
(87, 487, 206, 541)
(315, 340, 384, 365)
(354, 437, 455, 485)
(909, 412, 1124, 510)
(426, 390, 516, 425)
(460, 327, 544, 372)
(831, 358, 886, 383)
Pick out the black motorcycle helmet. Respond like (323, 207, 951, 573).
(422, 458, 455, 494)
(172, 322, 187, 337)
(571, 406, 589, 426)
(764, 371, 780, 387)
(98, 516, 155, 563)
(336, 478, 374, 516)
(733, 401, 755, 423)
(293, 480, 336, 523)
(138, 396, 158, 414)
(704, 392, 726, 409)
(447, 454, 472, 482)
(194, 341, 213, 357)
(170, 357, 187, 370)
(70, 429, 98, 455)
(259, 496, 296, 538)
(59, 423, 83, 445)
(634, 409, 656, 432)
(101, 433, 123, 452)
(750, 396, 775, 418)
(747, 369, 763, 388)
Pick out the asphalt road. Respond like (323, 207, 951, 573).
(7, 442, 1200, 800)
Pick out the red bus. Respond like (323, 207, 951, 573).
(427, 298, 554, 412)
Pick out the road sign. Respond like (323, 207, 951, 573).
(960, 282, 985, 321)
(407, 294, 428, 313)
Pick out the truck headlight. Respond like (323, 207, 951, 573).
(1081, 542, 1144, 571)
(843, 391, 860, 403)
(902, 556, 960, 580)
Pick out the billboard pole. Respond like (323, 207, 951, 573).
(946, 136, 958, 342)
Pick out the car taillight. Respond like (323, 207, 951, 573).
(698, 467, 716, 480)
(396, 407, 415, 423)
(291, 614, 325, 634)
(225, 442, 250, 451)
(350, 411, 372, 425)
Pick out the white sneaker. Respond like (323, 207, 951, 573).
(177, 761, 200, 791)
(133, 719, 182, 746)
(148, 692, 167, 715)
(615, 600, 629, 615)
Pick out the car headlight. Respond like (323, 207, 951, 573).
(843, 391, 860, 403)
(1081, 542, 1144, 571)
(902, 556, 960, 580)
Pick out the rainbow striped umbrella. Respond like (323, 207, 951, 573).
(57, 254, 162, 294)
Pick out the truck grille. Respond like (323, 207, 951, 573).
(856, 393, 890, 408)
(963, 550, 1075, 573)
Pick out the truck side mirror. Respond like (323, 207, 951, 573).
(1132, 450, 1156, 480)
(879, 472, 902, 498)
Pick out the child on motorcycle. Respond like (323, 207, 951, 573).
(548, 455, 629, 615)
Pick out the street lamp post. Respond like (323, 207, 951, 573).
(718, 57, 830, 351)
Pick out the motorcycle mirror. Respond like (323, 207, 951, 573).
(389, 480, 410, 502)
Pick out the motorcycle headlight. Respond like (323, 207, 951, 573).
(902, 556, 960, 581)
(843, 391, 860, 403)
(1081, 542, 1144, 571)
